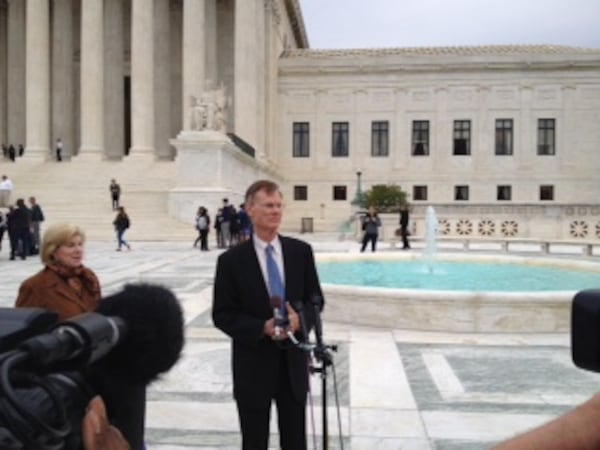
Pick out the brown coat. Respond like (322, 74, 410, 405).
(15, 266, 102, 322)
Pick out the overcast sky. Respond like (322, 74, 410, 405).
(299, 0, 600, 50)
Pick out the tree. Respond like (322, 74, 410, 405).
(361, 184, 408, 212)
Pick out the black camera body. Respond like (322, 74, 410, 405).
(1, 283, 185, 450)
(0, 308, 117, 450)
(572, 289, 600, 373)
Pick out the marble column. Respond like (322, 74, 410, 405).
(130, 0, 155, 156)
(6, 0, 26, 148)
(255, 1, 266, 158)
(264, 1, 279, 162)
(154, 0, 171, 159)
(52, 0, 74, 160)
(0, 2, 6, 148)
(25, 0, 50, 158)
(80, 0, 104, 157)
(205, 0, 217, 89)
(234, 0, 258, 149)
(169, 1, 183, 142)
(181, 0, 206, 131)
(104, 0, 125, 159)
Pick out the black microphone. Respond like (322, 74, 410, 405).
(270, 296, 288, 340)
(293, 300, 310, 343)
(312, 295, 324, 348)
(17, 313, 126, 367)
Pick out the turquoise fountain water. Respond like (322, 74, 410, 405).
(317, 258, 600, 292)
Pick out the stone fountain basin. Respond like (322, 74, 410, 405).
(317, 253, 599, 333)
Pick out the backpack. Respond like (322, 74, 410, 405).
(197, 216, 208, 230)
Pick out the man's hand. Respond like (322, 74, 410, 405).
(82, 396, 130, 450)
(286, 303, 300, 334)
(262, 303, 300, 340)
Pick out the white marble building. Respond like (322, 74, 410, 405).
(1, 0, 600, 239)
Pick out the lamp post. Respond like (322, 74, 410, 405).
(351, 171, 362, 207)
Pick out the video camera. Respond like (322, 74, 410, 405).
(0, 282, 185, 450)
(0, 307, 126, 449)
(572, 289, 600, 373)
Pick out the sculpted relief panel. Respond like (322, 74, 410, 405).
(366, 89, 394, 111)
(449, 87, 477, 107)
(326, 90, 353, 112)
(406, 88, 434, 111)
(285, 91, 316, 112)
(576, 86, 600, 109)
(490, 87, 518, 108)
(533, 86, 561, 108)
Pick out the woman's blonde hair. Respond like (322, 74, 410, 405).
(41, 223, 86, 265)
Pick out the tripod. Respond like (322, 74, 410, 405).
(294, 297, 343, 450)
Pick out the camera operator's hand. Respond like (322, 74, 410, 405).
(82, 396, 130, 450)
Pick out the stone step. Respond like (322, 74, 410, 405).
(2, 158, 197, 241)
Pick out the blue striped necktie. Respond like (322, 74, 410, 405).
(266, 244, 285, 299)
(266, 245, 287, 324)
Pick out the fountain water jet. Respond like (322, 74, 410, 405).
(423, 206, 438, 272)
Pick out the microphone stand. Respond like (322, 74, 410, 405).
(309, 296, 338, 450)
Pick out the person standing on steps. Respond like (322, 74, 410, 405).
(109, 179, 121, 211)
(193, 206, 211, 250)
(55, 138, 63, 161)
(113, 206, 131, 251)
(0, 174, 14, 207)
(29, 196, 45, 255)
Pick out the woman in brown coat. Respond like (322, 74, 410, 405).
(15, 223, 101, 321)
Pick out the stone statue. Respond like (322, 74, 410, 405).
(189, 95, 207, 131)
(189, 83, 231, 133)
(213, 83, 229, 133)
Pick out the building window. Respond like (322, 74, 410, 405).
(332, 122, 349, 157)
(537, 118, 555, 155)
(294, 185, 307, 201)
(413, 185, 428, 201)
(412, 120, 429, 156)
(495, 119, 513, 155)
(453, 120, 471, 155)
(292, 122, 309, 157)
(371, 121, 389, 156)
(497, 185, 512, 201)
(455, 185, 469, 201)
(540, 185, 554, 201)
(333, 185, 347, 200)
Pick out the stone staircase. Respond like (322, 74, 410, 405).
(2, 156, 196, 242)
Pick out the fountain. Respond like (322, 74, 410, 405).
(316, 204, 600, 333)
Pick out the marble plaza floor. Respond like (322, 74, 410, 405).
(1, 236, 599, 449)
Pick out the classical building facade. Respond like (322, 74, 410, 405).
(277, 45, 600, 239)
(0, 0, 306, 161)
(1, 0, 600, 239)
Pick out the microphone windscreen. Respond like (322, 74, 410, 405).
(94, 283, 185, 385)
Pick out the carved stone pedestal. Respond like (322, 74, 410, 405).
(169, 130, 266, 224)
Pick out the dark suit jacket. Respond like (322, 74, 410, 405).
(212, 235, 324, 407)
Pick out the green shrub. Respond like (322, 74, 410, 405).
(360, 184, 407, 213)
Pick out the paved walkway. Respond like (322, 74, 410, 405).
(0, 237, 597, 449)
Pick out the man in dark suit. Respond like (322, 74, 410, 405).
(212, 179, 324, 450)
